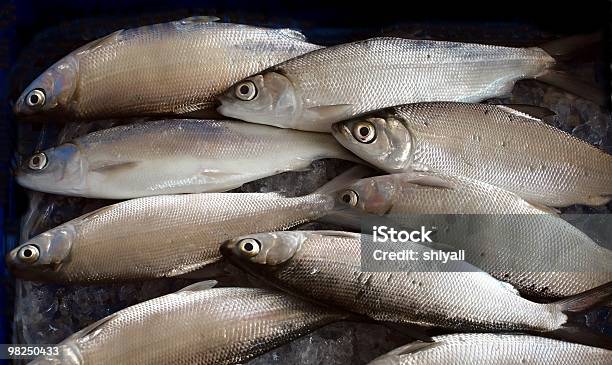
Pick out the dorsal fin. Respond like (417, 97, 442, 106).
(278, 28, 308, 41)
(495, 105, 555, 121)
(177, 280, 218, 292)
(179, 16, 220, 24)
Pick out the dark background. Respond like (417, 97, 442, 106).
(1, 0, 610, 356)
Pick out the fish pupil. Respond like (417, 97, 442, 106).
(29, 94, 39, 104)
(32, 156, 40, 165)
(243, 242, 254, 252)
(359, 126, 370, 137)
(23, 249, 32, 257)
(239, 84, 250, 95)
(342, 193, 351, 203)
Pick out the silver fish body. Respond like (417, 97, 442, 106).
(16, 119, 357, 199)
(368, 334, 612, 365)
(338, 172, 612, 297)
(6, 190, 337, 283)
(28, 283, 346, 365)
(332, 102, 612, 207)
(218, 37, 554, 132)
(222, 231, 571, 333)
(14, 18, 321, 119)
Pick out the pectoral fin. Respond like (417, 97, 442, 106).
(304, 104, 354, 126)
(90, 161, 140, 174)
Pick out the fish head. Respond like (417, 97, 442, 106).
(16, 143, 87, 195)
(221, 231, 306, 268)
(6, 224, 75, 281)
(332, 114, 413, 172)
(336, 176, 395, 215)
(14, 54, 79, 116)
(217, 72, 301, 127)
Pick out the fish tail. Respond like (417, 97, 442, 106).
(536, 34, 608, 106)
(544, 281, 612, 350)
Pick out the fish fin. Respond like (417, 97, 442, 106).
(304, 104, 354, 125)
(176, 261, 230, 280)
(396, 172, 456, 190)
(278, 28, 308, 41)
(536, 71, 607, 106)
(554, 281, 612, 313)
(496, 104, 556, 120)
(77, 30, 123, 53)
(526, 201, 561, 215)
(305, 230, 362, 239)
(537, 34, 607, 106)
(177, 280, 218, 293)
(90, 161, 140, 174)
(313, 165, 374, 196)
(539, 34, 601, 60)
(543, 281, 612, 350)
(179, 16, 220, 24)
(382, 341, 439, 357)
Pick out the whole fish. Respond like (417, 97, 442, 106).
(221, 230, 612, 349)
(332, 102, 612, 207)
(6, 170, 359, 283)
(14, 17, 321, 119)
(28, 281, 347, 365)
(367, 333, 611, 365)
(15, 119, 358, 199)
(336, 172, 612, 297)
(217, 36, 596, 132)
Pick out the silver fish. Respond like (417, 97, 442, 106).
(368, 333, 611, 365)
(6, 170, 360, 283)
(331, 102, 612, 207)
(28, 281, 346, 365)
(222, 230, 612, 342)
(216, 37, 586, 132)
(15, 119, 358, 199)
(336, 172, 612, 297)
(14, 17, 321, 119)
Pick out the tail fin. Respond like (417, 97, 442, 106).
(544, 281, 612, 350)
(536, 34, 608, 106)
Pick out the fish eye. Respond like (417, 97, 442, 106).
(352, 121, 376, 143)
(28, 152, 48, 170)
(235, 81, 257, 101)
(238, 238, 261, 257)
(25, 88, 46, 108)
(340, 190, 359, 207)
(18, 245, 40, 263)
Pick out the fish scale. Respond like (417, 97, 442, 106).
(7, 191, 335, 283)
(15, 19, 321, 119)
(15, 119, 356, 198)
(368, 334, 611, 365)
(28, 286, 345, 365)
(226, 231, 569, 333)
